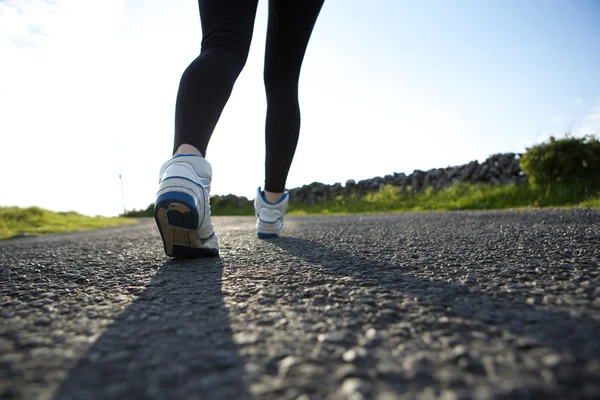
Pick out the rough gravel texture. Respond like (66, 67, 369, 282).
(1, 209, 600, 400)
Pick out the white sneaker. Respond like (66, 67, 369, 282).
(254, 187, 289, 239)
(154, 154, 218, 257)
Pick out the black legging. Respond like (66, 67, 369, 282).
(174, 0, 324, 193)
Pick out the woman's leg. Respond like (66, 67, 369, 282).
(263, 0, 324, 202)
(174, 0, 259, 156)
(156, 0, 259, 258)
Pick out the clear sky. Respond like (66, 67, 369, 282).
(1, 0, 599, 216)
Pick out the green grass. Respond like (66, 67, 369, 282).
(0, 207, 137, 239)
(577, 197, 600, 209)
(286, 182, 600, 215)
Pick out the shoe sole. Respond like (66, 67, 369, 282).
(154, 192, 219, 258)
(257, 232, 279, 239)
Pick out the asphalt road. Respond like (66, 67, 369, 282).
(1, 210, 600, 400)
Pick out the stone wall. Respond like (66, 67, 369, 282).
(288, 153, 527, 205)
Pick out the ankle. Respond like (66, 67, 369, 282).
(264, 190, 283, 204)
(174, 144, 203, 157)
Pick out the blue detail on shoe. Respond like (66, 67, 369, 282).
(197, 231, 216, 242)
(172, 153, 204, 159)
(258, 215, 282, 225)
(257, 232, 279, 239)
(258, 187, 288, 205)
(173, 245, 219, 258)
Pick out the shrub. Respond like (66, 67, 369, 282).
(520, 135, 600, 194)
(122, 203, 154, 218)
(210, 195, 253, 216)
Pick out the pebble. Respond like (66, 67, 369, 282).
(339, 378, 370, 397)
(318, 330, 349, 343)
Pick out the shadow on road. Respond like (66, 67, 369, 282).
(55, 258, 250, 400)
(269, 236, 600, 359)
